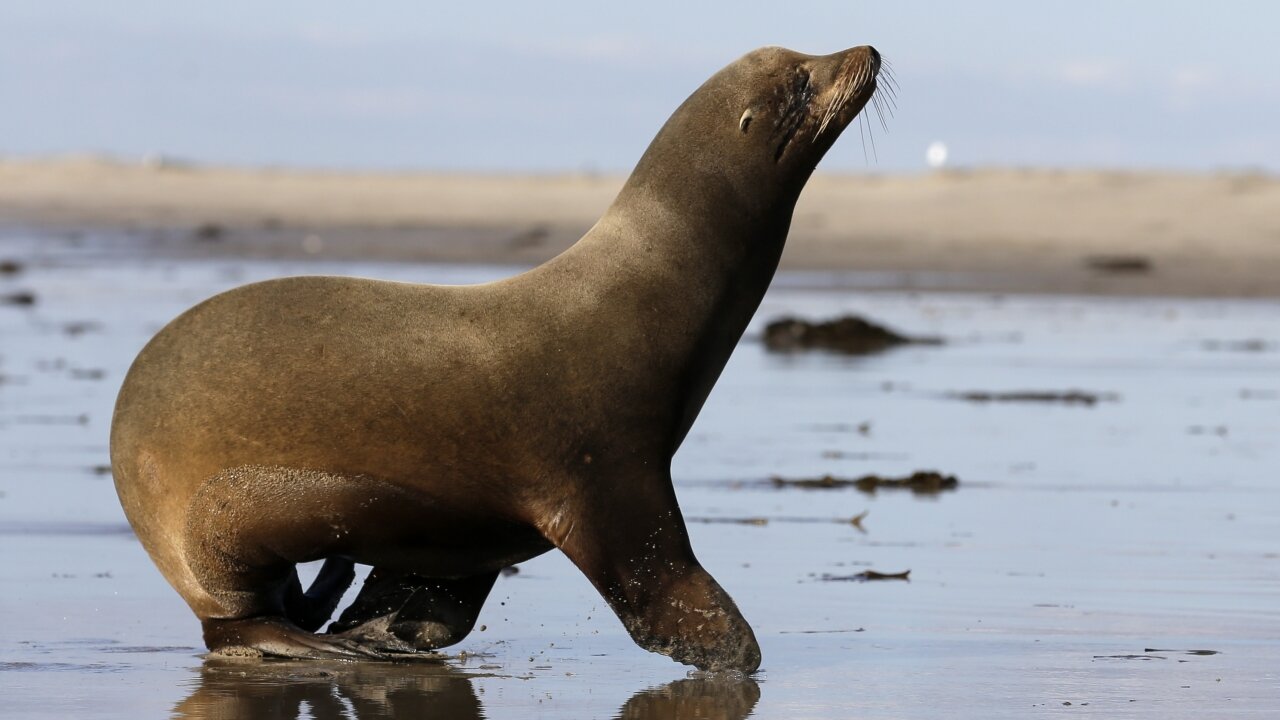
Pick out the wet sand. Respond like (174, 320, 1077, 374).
(2, 230, 1277, 718)
(3, 158, 1280, 297)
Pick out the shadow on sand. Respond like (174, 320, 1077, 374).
(174, 657, 761, 719)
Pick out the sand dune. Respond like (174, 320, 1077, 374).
(2, 158, 1277, 296)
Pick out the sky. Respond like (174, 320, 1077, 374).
(2, 1, 1277, 173)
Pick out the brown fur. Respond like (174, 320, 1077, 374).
(110, 44, 881, 672)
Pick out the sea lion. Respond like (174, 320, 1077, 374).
(110, 43, 885, 673)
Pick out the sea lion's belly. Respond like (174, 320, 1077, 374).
(339, 510, 555, 578)
(256, 468, 556, 575)
(270, 463, 557, 575)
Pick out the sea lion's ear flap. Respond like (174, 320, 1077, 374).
(738, 109, 754, 133)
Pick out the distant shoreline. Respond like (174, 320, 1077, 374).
(3, 158, 1278, 297)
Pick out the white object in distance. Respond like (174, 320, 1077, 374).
(926, 141, 948, 169)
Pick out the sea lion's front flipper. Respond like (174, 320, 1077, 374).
(202, 616, 386, 660)
(328, 568, 498, 652)
(545, 477, 762, 673)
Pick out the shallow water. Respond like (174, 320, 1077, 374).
(1, 231, 1278, 718)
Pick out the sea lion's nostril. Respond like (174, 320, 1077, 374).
(868, 47, 881, 64)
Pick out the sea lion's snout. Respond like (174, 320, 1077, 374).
(825, 45, 881, 98)
(812, 44, 889, 140)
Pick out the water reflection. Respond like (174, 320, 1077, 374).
(174, 659, 481, 719)
(618, 677, 760, 719)
(174, 659, 761, 720)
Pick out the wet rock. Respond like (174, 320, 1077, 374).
(772, 471, 958, 496)
(1094, 654, 1167, 661)
(763, 315, 942, 355)
(1187, 425, 1228, 437)
(853, 471, 957, 494)
(819, 569, 910, 582)
(16, 413, 89, 425)
(1, 291, 36, 306)
(193, 222, 226, 241)
(949, 390, 1116, 406)
(821, 450, 907, 461)
(1084, 255, 1152, 274)
(63, 321, 103, 337)
(691, 512, 866, 529)
(1202, 339, 1271, 352)
(688, 516, 770, 526)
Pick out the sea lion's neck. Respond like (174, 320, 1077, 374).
(548, 177, 799, 447)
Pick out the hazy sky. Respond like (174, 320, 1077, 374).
(3, 1, 1276, 173)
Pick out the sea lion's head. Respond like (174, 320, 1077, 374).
(629, 45, 887, 223)
(728, 45, 885, 170)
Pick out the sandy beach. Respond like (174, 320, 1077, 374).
(3, 158, 1278, 296)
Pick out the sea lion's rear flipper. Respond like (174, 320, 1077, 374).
(284, 557, 356, 631)
(202, 616, 386, 660)
(328, 568, 498, 652)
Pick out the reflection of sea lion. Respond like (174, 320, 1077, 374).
(173, 658, 482, 719)
(619, 678, 761, 720)
(173, 659, 759, 720)
(111, 43, 884, 672)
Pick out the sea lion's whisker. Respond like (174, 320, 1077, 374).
(817, 92, 838, 135)
(880, 73, 898, 101)
(858, 113, 869, 163)
(879, 62, 899, 92)
(868, 112, 878, 162)
(878, 89, 896, 119)
(873, 95, 890, 133)
(873, 61, 898, 121)
(817, 95, 840, 136)
(816, 59, 855, 136)
(818, 53, 880, 139)
(817, 112, 834, 136)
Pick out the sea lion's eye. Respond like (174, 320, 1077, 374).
(739, 109, 754, 133)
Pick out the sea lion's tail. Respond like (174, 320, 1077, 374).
(284, 557, 357, 631)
